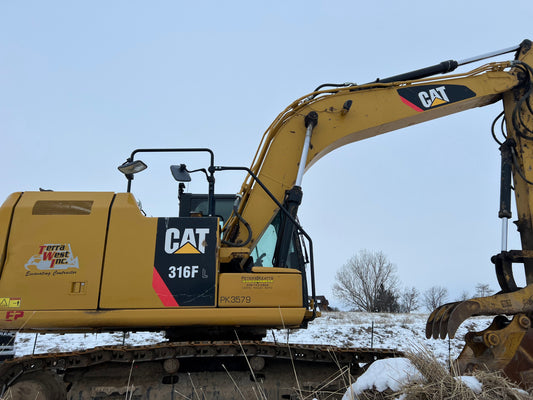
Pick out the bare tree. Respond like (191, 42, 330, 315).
(423, 286, 448, 311)
(400, 287, 420, 313)
(456, 290, 470, 302)
(332, 250, 399, 312)
(474, 283, 493, 297)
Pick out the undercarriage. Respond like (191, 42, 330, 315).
(0, 340, 401, 400)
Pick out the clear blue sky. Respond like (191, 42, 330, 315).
(1, 1, 533, 308)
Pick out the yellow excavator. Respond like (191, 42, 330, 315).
(1, 39, 533, 398)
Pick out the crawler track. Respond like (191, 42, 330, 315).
(0, 341, 402, 399)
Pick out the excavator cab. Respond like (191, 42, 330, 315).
(172, 158, 313, 319)
(178, 191, 236, 221)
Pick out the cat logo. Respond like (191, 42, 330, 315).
(398, 84, 476, 112)
(154, 217, 218, 307)
(164, 228, 210, 254)
(417, 86, 449, 108)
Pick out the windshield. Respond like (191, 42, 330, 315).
(252, 212, 304, 269)
(179, 194, 236, 223)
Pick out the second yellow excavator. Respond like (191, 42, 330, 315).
(1, 39, 533, 398)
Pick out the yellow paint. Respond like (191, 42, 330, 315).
(0, 308, 307, 332)
(218, 269, 303, 308)
(175, 242, 201, 254)
(0, 191, 114, 310)
(99, 193, 162, 309)
(431, 97, 448, 107)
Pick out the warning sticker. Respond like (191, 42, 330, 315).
(0, 298, 21, 308)
(241, 276, 274, 289)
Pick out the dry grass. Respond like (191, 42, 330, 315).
(161, 344, 533, 400)
(377, 348, 532, 400)
(467, 370, 531, 400)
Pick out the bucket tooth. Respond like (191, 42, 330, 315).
(431, 304, 451, 339)
(426, 305, 445, 339)
(426, 302, 460, 339)
(438, 302, 462, 339)
(444, 300, 480, 339)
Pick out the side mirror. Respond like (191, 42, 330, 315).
(170, 164, 192, 182)
(118, 160, 148, 176)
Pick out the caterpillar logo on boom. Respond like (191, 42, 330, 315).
(164, 228, 210, 254)
(418, 86, 450, 108)
(398, 84, 476, 112)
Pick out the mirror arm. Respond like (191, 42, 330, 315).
(120, 148, 216, 215)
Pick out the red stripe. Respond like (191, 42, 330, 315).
(152, 267, 179, 307)
(400, 96, 424, 112)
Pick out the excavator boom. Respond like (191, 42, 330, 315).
(225, 49, 527, 252)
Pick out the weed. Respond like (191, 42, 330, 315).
(398, 349, 531, 400)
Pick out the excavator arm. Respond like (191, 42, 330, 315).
(425, 42, 533, 384)
(426, 42, 533, 335)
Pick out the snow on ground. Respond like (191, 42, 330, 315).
(14, 311, 494, 366)
(343, 357, 423, 396)
(341, 357, 486, 399)
(14, 331, 166, 357)
(269, 312, 493, 363)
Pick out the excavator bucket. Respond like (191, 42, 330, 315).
(456, 314, 533, 387)
(426, 277, 533, 387)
